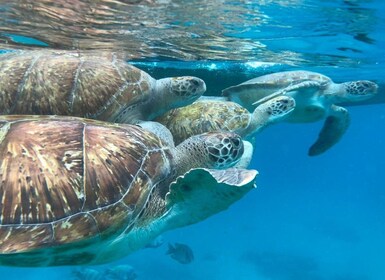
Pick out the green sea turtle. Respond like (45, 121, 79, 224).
(156, 96, 296, 146)
(156, 96, 295, 168)
(222, 70, 378, 156)
(0, 50, 206, 123)
(0, 115, 256, 266)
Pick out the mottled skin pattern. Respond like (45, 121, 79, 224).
(0, 115, 252, 267)
(156, 96, 295, 145)
(0, 50, 206, 123)
(222, 70, 378, 155)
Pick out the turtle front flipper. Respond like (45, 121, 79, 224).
(308, 105, 350, 156)
(252, 80, 322, 106)
(163, 168, 257, 230)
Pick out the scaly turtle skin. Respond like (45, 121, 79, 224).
(156, 96, 295, 145)
(0, 50, 206, 123)
(0, 115, 256, 266)
(222, 70, 378, 156)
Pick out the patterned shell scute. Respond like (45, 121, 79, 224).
(0, 116, 172, 253)
(52, 213, 99, 245)
(13, 53, 80, 115)
(0, 223, 53, 254)
(95, 59, 152, 122)
(71, 59, 126, 117)
(0, 53, 35, 114)
(157, 100, 250, 145)
(0, 119, 85, 225)
(83, 124, 170, 210)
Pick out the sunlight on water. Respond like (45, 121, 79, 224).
(0, 0, 383, 66)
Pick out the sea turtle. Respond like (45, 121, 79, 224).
(156, 95, 296, 146)
(0, 50, 206, 123)
(0, 115, 257, 266)
(156, 96, 295, 168)
(222, 70, 378, 156)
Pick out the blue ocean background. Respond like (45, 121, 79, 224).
(0, 0, 384, 279)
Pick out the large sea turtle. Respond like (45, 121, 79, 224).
(0, 50, 206, 123)
(156, 96, 296, 146)
(0, 115, 256, 266)
(222, 70, 378, 156)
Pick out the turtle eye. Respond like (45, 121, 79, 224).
(191, 79, 200, 87)
(231, 138, 241, 148)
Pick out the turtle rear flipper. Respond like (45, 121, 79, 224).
(308, 105, 350, 156)
(164, 168, 257, 230)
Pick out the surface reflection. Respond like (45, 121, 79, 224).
(0, 0, 381, 65)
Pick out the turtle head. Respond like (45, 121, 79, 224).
(255, 95, 296, 123)
(250, 96, 295, 134)
(202, 132, 244, 169)
(339, 80, 378, 101)
(174, 132, 244, 174)
(155, 76, 206, 114)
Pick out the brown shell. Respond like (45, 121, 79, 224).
(156, 100, 250, 145)
(0, 115, 172, 257)
(0, 50, 154, 122)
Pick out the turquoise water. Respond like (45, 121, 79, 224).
(0, 0, 384, 279)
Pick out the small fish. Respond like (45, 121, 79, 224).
(166, 242, 194, 264)
(105, 264, 137, 280)
(71, 267, 103, 280)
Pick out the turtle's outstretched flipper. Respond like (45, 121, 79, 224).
(164, 168, 257, 230)
(252, 81, 322, 106)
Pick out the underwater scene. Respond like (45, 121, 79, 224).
(0, 0, 384, 279)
